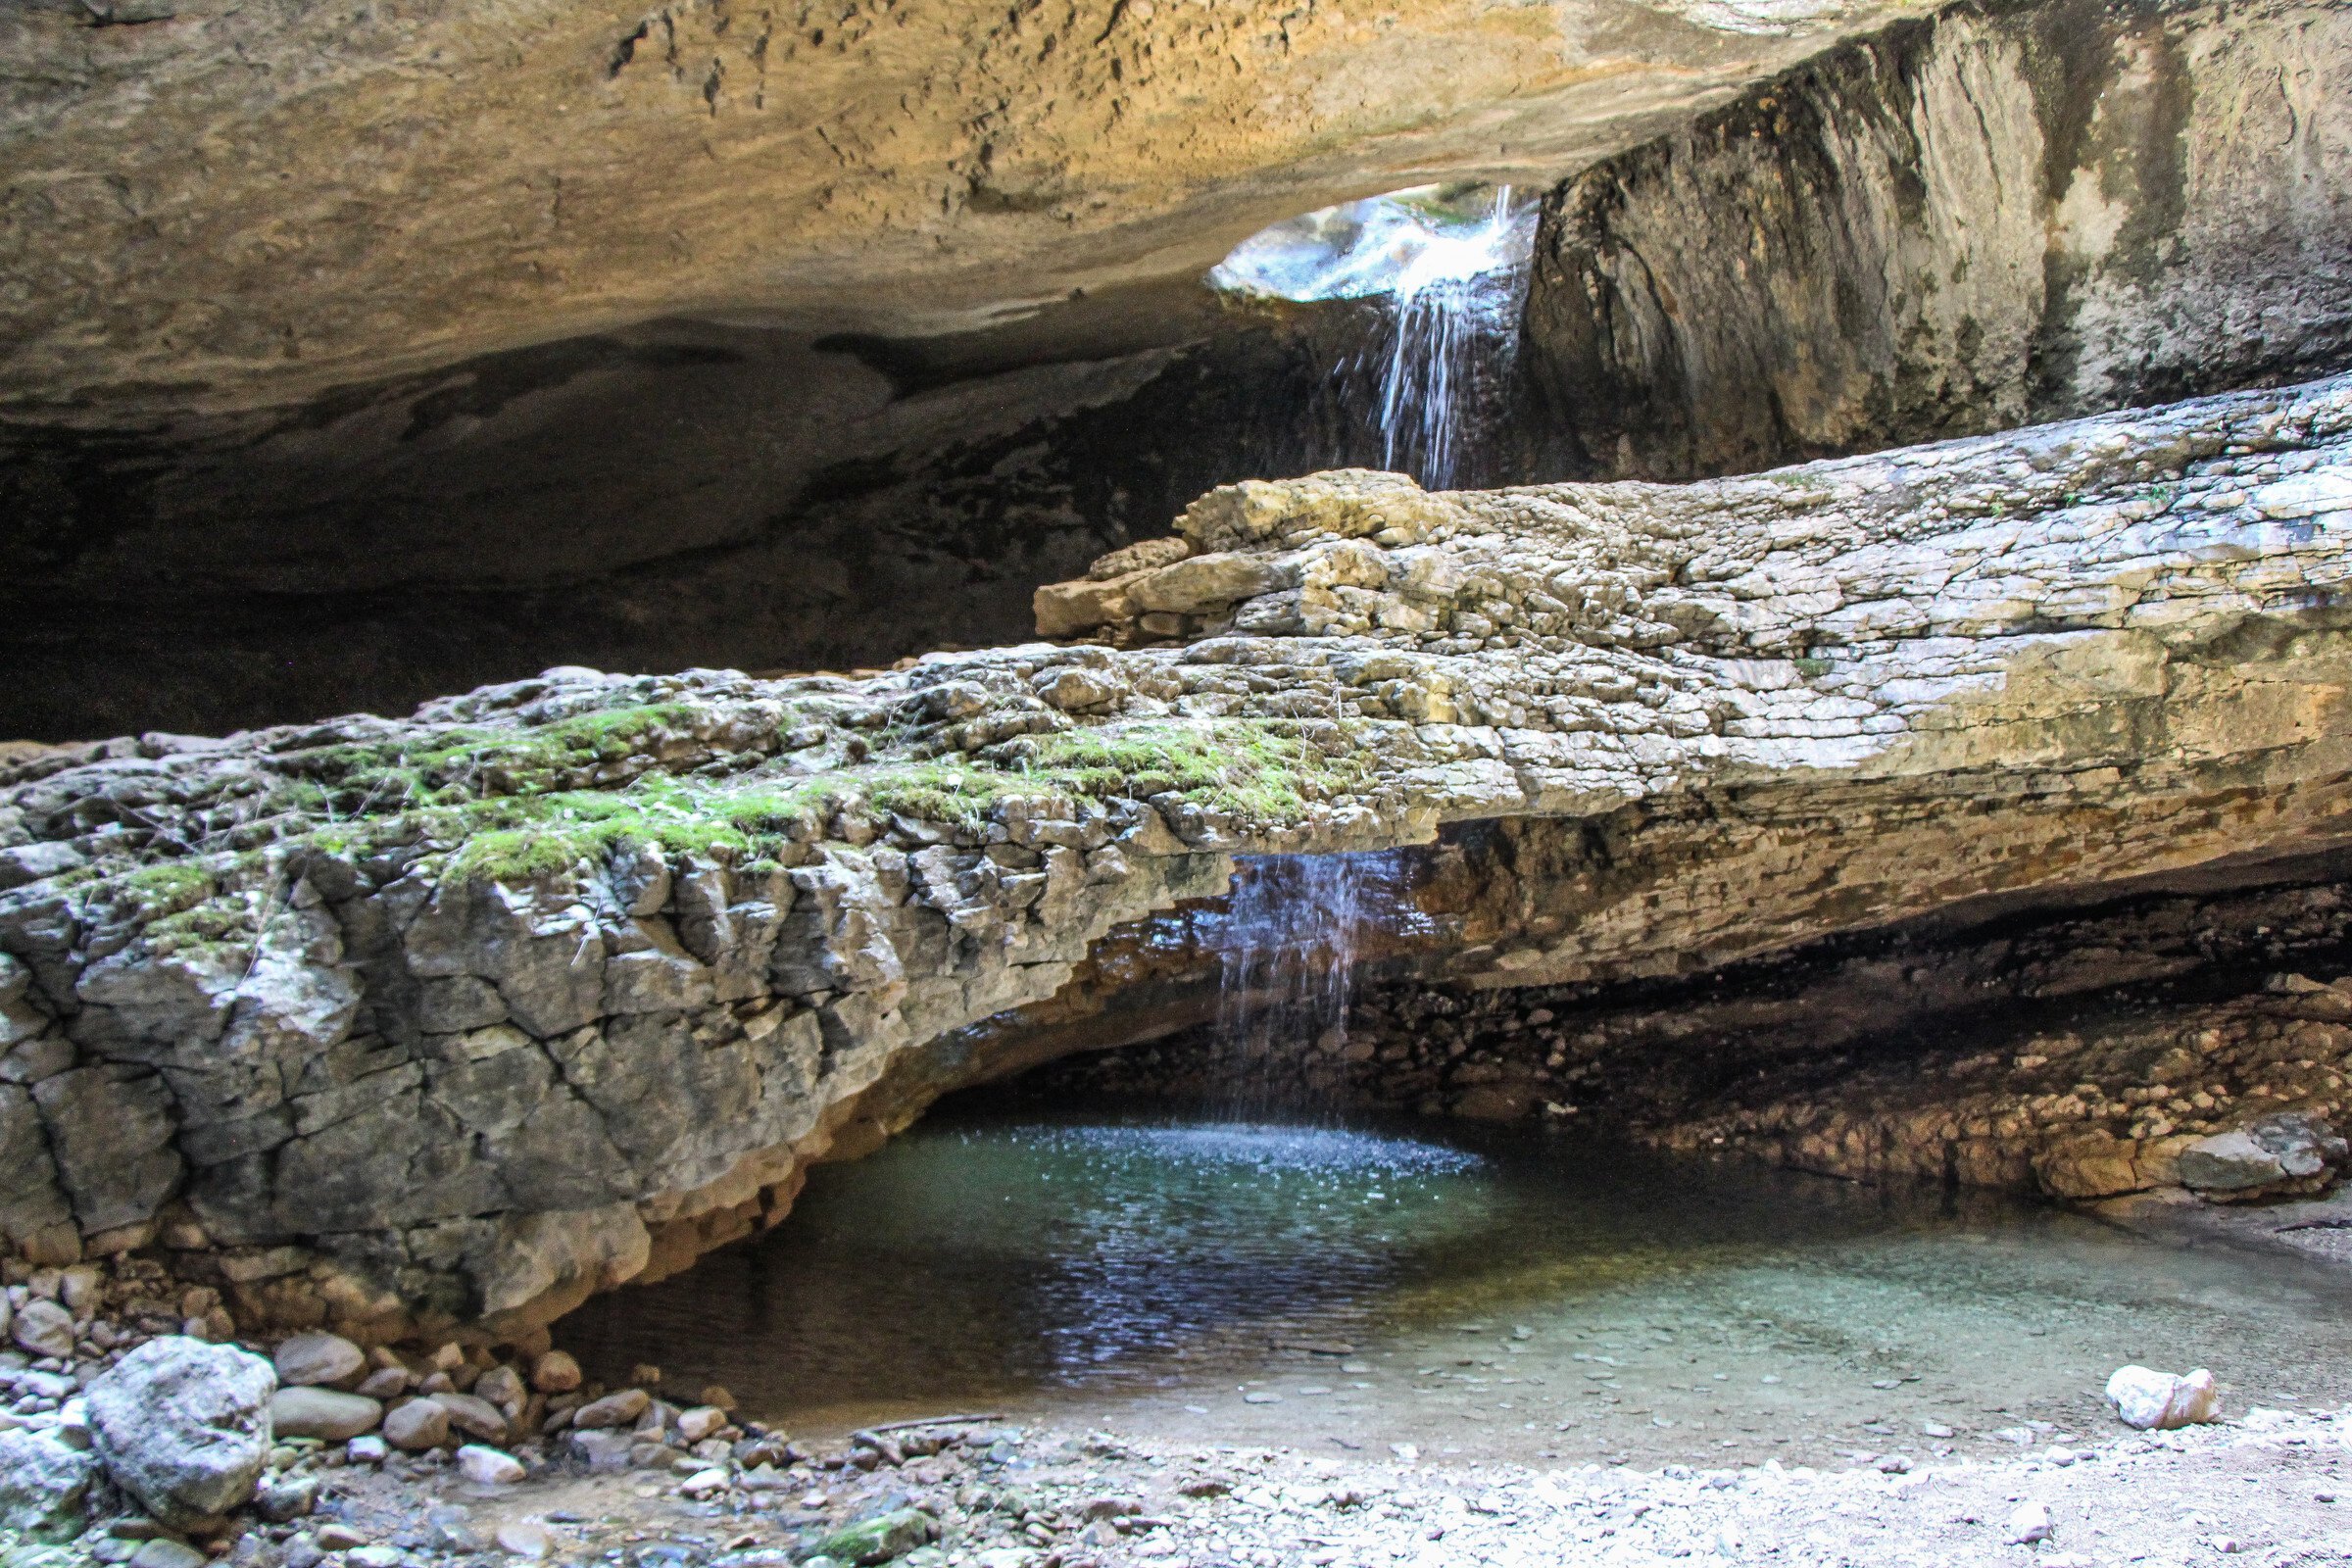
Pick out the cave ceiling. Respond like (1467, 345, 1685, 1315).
(0, 0, 1927, 420)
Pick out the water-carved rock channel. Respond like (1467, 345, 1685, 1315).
(10, 0, 2352, 1560)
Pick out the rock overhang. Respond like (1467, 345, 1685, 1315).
(4, 371, 2352, 1338)
(0, 0, 1939, 420)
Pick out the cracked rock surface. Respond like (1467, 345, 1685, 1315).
(5, 373, 2352, 1336)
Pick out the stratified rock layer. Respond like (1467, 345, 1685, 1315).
(1518, 0, 2352, 477)
(5, 373, 2352, 1338)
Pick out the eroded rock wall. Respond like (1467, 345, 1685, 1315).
(4, 373, 2352, 1340)
(1518, 0, 2352, 477)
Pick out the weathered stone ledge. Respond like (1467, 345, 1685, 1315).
(6, 372, 2352, 1340)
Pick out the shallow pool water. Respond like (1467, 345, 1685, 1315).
(557, 1110, 2352, 1465)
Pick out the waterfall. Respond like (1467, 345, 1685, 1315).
(1207, 851, 1401, 1113)
(1207, 183, 1540, 490)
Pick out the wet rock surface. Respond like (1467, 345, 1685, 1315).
(8, 373, 2352, 1332)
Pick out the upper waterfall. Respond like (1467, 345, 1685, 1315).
(1208, 183, 1540, 489)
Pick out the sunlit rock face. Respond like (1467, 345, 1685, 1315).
(5, 372, 2352, 1339)
(0, 0, 1936, 420)
(1518, 0, 2352, 477)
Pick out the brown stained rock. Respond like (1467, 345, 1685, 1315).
(271, 1332, 367, 1391)
(269, 1389, 383, 1443)
(379, 1400, 450, 1453)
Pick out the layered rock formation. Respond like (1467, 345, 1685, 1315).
(5, 370, 2352, 1340)
(1520, 0, 2352, 475)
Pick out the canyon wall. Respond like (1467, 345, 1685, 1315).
(1519, 0, 2352, 476)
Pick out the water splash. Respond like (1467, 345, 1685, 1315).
(1207, 852, 1399, 1112)
(1207, 183, 1540, 489)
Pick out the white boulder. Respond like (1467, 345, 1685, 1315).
(2104, 1364, 2222, 1430)
(85, 1337, 276, 1530)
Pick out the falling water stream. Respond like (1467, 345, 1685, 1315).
(1208, 183, 1541, 488)
(1204, 853, 1399, 1114)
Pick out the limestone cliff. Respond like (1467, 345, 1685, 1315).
(5, 372, 2352, 1340)
(1519, 0, 2352, 475)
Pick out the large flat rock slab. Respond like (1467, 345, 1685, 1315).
(5, 372, 2352, 1336)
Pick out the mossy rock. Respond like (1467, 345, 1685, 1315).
(801, 1507, 936, 1565)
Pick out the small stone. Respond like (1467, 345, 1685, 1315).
(256, 1472, 319, 1522)
(11, 1300, 74, 1360)
(315, 1524, 368, 1550)
(677, 1467, 729, 1497)
(697, 1385, 738, 1412)
(570, 1389, 651, 1429)
(1922, 1423, 1955, 1439)
(355, 1367, 412, 1400)
(494, 1521, 552, 1559)
(128, 1541, 207, 1568)
(529, 1351, 581, 1394)
(1242, 1392, 1282, 1404)
(271, 1334, 367, 1391)
(677, 1406, 728, 1444)
(346, 1436, 388, 1464)
(381, 1400, 451, 1451)
(2004, 1500, 2053, 1544)
(472, 1367, 525, 1410)
(270, 1388, 383, 1442)
(568, 1429, 634, 1472)
(454, 1445, 525, 1486)
(349, 1545, 406, 1568)
(430, 1392, 511, 1445)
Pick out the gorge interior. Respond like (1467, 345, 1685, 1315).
(7, 0, 2352, 1560)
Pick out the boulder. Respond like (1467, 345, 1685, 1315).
(1034, 574, 1141, 638)
(0, 1426, 100, 1541)
(2104, 1365, 2223, 1430)
(85, 1337, 276, 1531)
(2177, 1130, 2289, 1192)
(2250, 1111, 2348, 1178)
(270, 1387, 383, 1442)
(1127, 551, 1289, 615)
(272, 1332, 368, 1390)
